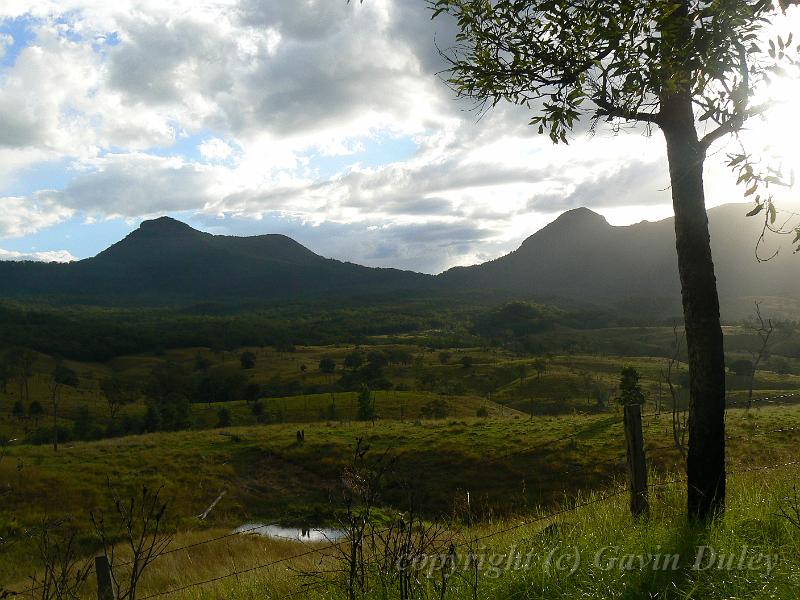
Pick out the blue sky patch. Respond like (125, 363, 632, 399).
(0, 16, 37, 68)
(0, 215, 136, 259)
(308, 135, 419, 179)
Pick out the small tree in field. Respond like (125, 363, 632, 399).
(347, 0, 800, 520)
(617, 366, 646, 406)
(240, 351, 257, 370)
(319, 357, 337, 375)
(50, 363, 78, 452)
(357, 385, 375, 421)
(101, 376, 138, 422)
(29, 400, 44, 428)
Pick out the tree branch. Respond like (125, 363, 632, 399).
(699, 103, 769, 150)
(593, 98, 662, 125)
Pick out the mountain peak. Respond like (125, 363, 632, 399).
(138, 216, 200, 235)
(551, 207, 609, 227)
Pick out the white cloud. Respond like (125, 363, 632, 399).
(0, 196, 73, 237)
(1, 1, 797, 269)
(199, 138, 234, 162)
(40, 153, 224, 217)
(0, 247, 76, 262)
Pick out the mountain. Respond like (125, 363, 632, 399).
(437, 203, 800, 318)
(0, 217, 430, 304)
(0, 204, 798, 317)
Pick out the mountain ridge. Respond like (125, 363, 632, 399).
(0, 204, 797, 318)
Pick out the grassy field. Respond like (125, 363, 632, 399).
(74, 466, 799, 599)
(2, 337, 799, 437)
(3, 329, 800, 598)
(2, 403, 799, 594)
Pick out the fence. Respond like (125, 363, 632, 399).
(5, 393, 800, 600)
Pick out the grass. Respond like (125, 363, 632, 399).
(2, 403, 799, 593)
(3, 336, 800, 597)
(3, 342, 798, 437)
(5, 459, 798, 598)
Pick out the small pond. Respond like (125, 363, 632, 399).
(234, 523, 346, 542)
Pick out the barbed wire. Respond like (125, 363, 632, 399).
(135, 455, 800, 599)
(6, 395, 800, 599)
(645, 424, 800, 457)
(115, 522, 282, 568)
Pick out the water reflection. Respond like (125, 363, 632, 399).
(234, 523, 345, 542)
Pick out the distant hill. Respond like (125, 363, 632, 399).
(0, 205, 798, 317)
(437, 203, 800, 319)
(0, 216, 430, 304)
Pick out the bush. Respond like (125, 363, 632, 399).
(240, 351, 257, 369)
(476, 405, 489, 417)
(11, 400, 24, 419)
(420, 398, 449, 419)
(216, 407, 232, 428)
(357, 385, 375, 421)
(729, 358, 754, 377)
(28, 426, 72, 446)
(73, 405, 102, 440)
(251, 400, 264, 417)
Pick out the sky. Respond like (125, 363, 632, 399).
(0, 1, 799, 273)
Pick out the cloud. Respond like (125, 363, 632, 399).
(38, 153, 223, 217)
(0, 196, 73, 237)
(199, 138, 235, 162)
(0, 247, 76, 262)
(0, 32, 12, 59)
(527, 159, 671, 212)
(189, 212, 502, 273)
(0, 0, 728, 268)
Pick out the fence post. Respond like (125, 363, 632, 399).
(95, 554, 116, 600)
(624, 403, 649, 518)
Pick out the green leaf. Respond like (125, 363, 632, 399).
(746, 205, 764, 217)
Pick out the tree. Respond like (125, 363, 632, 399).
(73, 405, 95, 440)
(91, 484, 173, 600)
(28, 400, 44, 427)
(419, 0, 799, 520)
(11, 400, 24, 420)
(143, 363, 191, 431)
(319, 357, 337, 375)
(730, 359, 755, 378)
(533, 358, 547, 382)
(216, 407, 232, 428)
(746, 302, 773, 409)
(50, 363, 78, 452)
(4, 348, 34, 404)
(100, 376, 138, 422)
(357, 385, 375, 421)
(0, 355, 10, 394)
(344, 351, 364, 371)
(244, 382, 261, 403)
(617, 366, 646, 406)
(240, 351, 257, 370)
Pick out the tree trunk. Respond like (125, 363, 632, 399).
(661, 94, 726, 520)
(52, 387, 59, 453)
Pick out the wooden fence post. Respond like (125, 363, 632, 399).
(624, 403, 649, 518)
(95, 555, 116, 600)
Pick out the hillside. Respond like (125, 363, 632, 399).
(0, 217, 430, 304)
(0, 204, 798, 316)
(438, 203, 800, 318)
